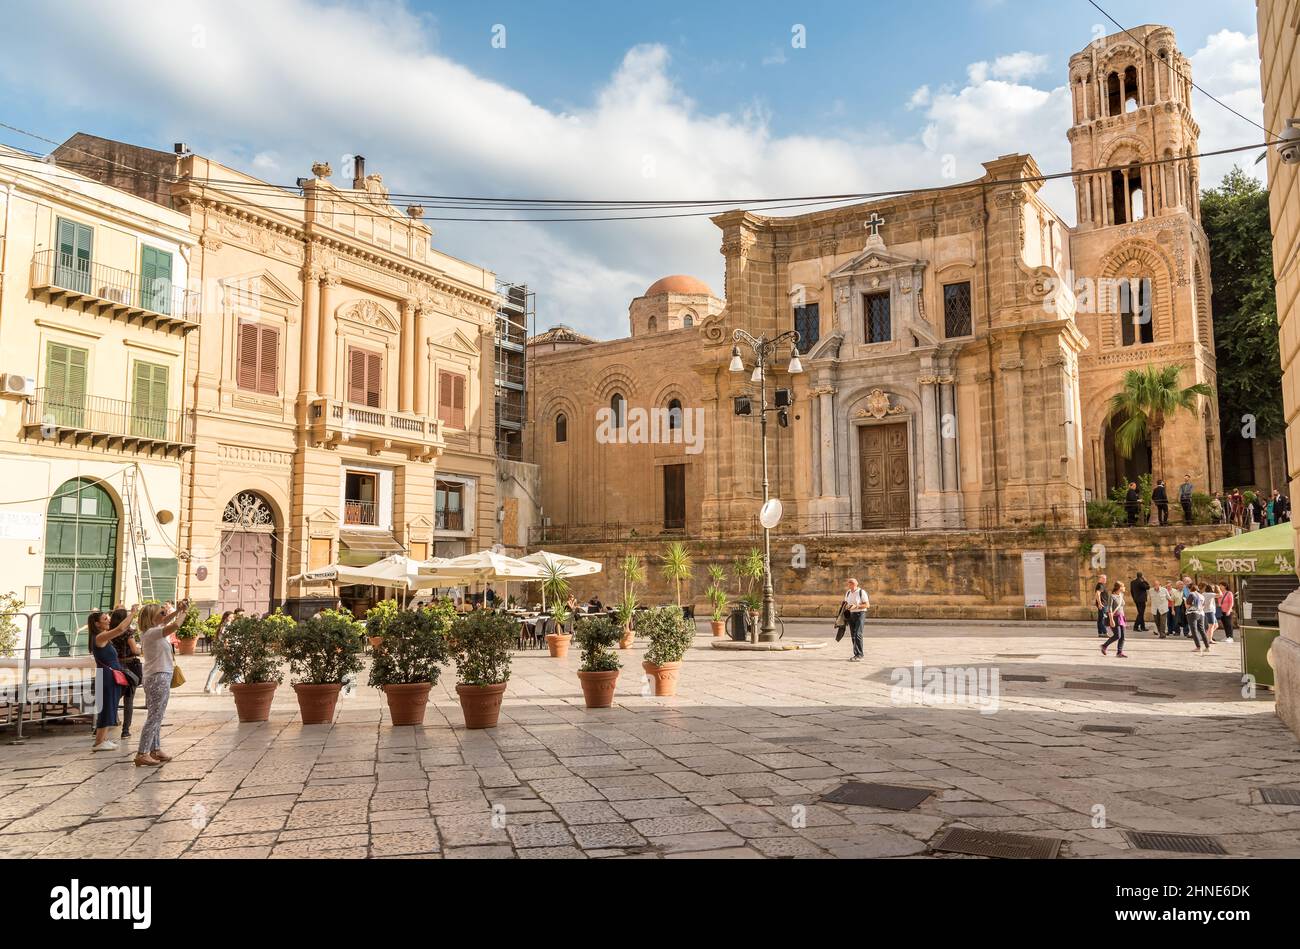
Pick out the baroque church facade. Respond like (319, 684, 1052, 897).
(528, 26, 1220, 540)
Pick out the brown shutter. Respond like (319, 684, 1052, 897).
(453, 373, 465, 429)
(237, 322, 259, 390)
(437, 370, 453, 426)
(365, 351, 382, 407)
(348, 348, 365, 404)
(257, 325, 279, 395)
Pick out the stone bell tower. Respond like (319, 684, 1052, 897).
(1066, 25, 1220, 498)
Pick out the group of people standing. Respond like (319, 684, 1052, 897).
(88, 600, 190, 767)
(1127, 476, 1290, 530)
(1094, 572, 1234, 658)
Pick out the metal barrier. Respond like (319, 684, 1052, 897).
(1, 612, 100, 742)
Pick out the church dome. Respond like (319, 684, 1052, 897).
(644, 274, 714, 297)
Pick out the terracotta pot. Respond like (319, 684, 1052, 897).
(710, 620, 725, 638)
(455, 682, 507, 729)
(642, 660, 682, 696)
(383, 682, 432, 726)
(577, 669, 619, 708)
(293, 682, 342, 724)
(176, 638, 197, 655)
(546, 633, 571, 658)
(229, 681, 278, 723)
(619, 624, 635, 650)
(368, 636, 384, 649)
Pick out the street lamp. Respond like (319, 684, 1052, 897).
(729, 327, 802, 642)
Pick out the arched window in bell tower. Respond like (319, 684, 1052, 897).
(1123, 65, 1140, 111)
(1119, 278, 1153, 346)
(1107, 71, 1122, 116)
(1110, 163, 1144, 225)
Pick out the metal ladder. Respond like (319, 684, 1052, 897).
(122, 464, 155, 602)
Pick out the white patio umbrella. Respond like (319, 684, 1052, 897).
(415, 550, 545, 610)
(292, 555, 459, 591)
(519, 550, 604, 578)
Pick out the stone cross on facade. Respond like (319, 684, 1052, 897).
(865, 212, 886, 239)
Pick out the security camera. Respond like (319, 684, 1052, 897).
(1278, 119, 1300, 166)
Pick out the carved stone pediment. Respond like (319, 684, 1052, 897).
(855, 388, 908, 420)
(336, 298, 399, 333)
(826, 245, 926, 280)
(429, 327, 482, 356)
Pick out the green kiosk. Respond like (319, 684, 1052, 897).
(1180, 523, 1299, 691)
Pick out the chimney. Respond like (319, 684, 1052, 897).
(352, 155, 366, 190)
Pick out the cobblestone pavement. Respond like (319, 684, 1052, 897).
(3, 620, 1299, 859)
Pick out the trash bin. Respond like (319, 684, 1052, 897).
(727, 606, 752, 642)
(1240, 624, 1280, 691)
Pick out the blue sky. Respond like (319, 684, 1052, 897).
(0, 0, 1267, 337)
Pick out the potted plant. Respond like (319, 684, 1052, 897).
(539, 560, 573, 658)
(175, 603, 202, 655)
(574, 614, 621, 708)
(450, 610, 516, 728)
(705, 565, 729, 637)
(281, 611, 364, 724)
(368, 601, 453, 726)
(547, 601, 573, 658)
(639, 606, 695, 696)
(212, 614, 284, 723)
(659, 541, 693, 606)
(737, 548, 766, 621)
(617, 554, 644, 649)
(365, 599, 399, 649)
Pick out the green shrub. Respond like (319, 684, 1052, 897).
(365, 599, 401, 639)
(1191, 491, 1215, 525)
(574, 615, 621, 673)
(212, 615, 284, 685)
(368, 606, 453, 687)
(175, 603, 202, 640)
(0, 591, 24, 659)
(638, 606, 695, 666)
(706, 564, 729, 623)
(1086, 499, 1125, 528)
(450, 611, 516, 686)
(282, 612, 364, 685)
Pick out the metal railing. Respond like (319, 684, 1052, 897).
(436, 509, 465, 531)
(24, 388, 194, 445)
(344, 499, 378, 526)
(31, 249, 200, 322)
(1, 612, 101, 740)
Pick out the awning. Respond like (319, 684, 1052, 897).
(338, 530, 405, 566)
(519, 550, 604, 578)
(1179, 523, 1297, 576)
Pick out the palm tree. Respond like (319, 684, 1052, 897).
(659, 542, 693, 606)
(538, 560, 570, 614)
(1108, 364, 1212, 482)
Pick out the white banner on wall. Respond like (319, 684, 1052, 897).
(0, 512, 43, 541)
(1022, 551, 1047, 608)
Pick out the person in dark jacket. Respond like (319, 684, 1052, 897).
(109, 606, 142, 740)
(1152, 480, 1169, 525)
(1131, 572, 1150, 632)
(1124, 481, 1141, 526)
(1180, 476, 1195, 523)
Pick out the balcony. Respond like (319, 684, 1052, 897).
(435, 509, 464, 531)
(30, 250, 200, 334)
(343, 499, 378, 526)
(23, 388, 194, 456)
(309, 398, 445, 461)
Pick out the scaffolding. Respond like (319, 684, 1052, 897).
(494, 280, 534, 461)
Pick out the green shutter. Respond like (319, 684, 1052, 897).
(146, 557, 179, 603)
(55, 218, 92, 293)
(131, 361, 169, 439)
(140, 245, 172, 314)
(45, 342, 87, 428)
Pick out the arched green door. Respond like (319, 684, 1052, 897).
(40, 478, 118, 656)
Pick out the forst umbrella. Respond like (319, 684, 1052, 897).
(1179, 523, 1297, 576)
(519, 550, 604, 578)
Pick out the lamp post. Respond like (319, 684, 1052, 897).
(729, 328, 802, 641)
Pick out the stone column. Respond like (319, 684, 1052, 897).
(414, 304, 429, 415)
(920, 377, 942, 494)
(317, 273, 340, 397)
(940, 379, 958, 491)
(399, 297, 415, 413)
(819, 386, 837, 498)
(300, 263, 321, 400)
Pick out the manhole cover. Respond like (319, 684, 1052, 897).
(1064, 681, 1135, 692)
(1259, 787, 1300, 806)
(1002, 674, 1049, 682)
(1133, 691, 1176, 699)
(931, 827, 1062, 859)
(1124, 831, 1227, 855)
(820, 782, 933, 811)
(1081, 724, 1136, 735)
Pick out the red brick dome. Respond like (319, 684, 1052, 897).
(644, 274, 714, 297)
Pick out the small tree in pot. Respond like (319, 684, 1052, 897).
(705, 564, 728, 637)
(282, 611, 364, 724)
(638, 606, 695, 696)
(659, 541, 693, 606)
(212, 615, 285, 723)
(617, 555, 644, 649)
(368, 601, 453, 726)
(175, 603, 202, 655)
(540, 560, 573, 657)
(450, 610, 516, 728)
(365, 598, 399, 649)
(574, 614, 621, 708)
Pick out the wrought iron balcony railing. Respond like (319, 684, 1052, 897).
(23, 388, 194, 453)
(343, 499, 378, 526)
(435, 509, 464, 531)
(30, 249, 200, 331)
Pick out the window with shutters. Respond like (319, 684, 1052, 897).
(347, 347, 383, 408)
(436, 479, 465, 531)
(44, 341, 88, 428)
(55, 218, 93, 295)
(139, 246, 173, 315)
(236, 322, 281, 396)
(130, 362, 170, 439)
(943, 282, 973, 338)
(438, 370, 466, 429)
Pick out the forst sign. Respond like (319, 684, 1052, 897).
(1216, 557, 1259, 574)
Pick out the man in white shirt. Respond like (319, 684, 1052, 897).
(1151, 581, 1171, 638)
(843, 578, 870, 662)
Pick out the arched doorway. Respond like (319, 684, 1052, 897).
(1103, 411, 1152, 494)
(217, 491, 276, 615)
(40, 477, 119, 656)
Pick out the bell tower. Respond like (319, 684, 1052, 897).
(1066, 25, 1220, 499)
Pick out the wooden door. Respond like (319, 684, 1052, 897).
(663, 464, 686, 530)
(218, 531, 274, 615)
(859, 423, 910, 529)
(40, 479, 118, 656)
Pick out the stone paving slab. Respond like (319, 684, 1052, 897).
(2, 621, 1297, 859)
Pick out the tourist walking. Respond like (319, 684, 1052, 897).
(1186, 584, 1209, 653)
(89, 606, 138, 752)
(1170, 580, 1186, 637)
(1217, 583, 1236, 643)
(109, 606, 142, 740)
(1180, 475, 1194, 524)
(1101, 581, 1127, 657)
(1124, 481, 1141, 526)
(1131, 572, 1150, 631)
(842, 577, 869, 662)
(1202, 582, 1219, 644)
(1152, 480, 1169, 525)
(1151, 580, 1171, 638)
(1093, 573, 1110, 638)
(135, 600, 189, 768)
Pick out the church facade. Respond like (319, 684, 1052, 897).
(528, 26, 1220, 541)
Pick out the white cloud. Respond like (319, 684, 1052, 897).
(989, 51, 1050, 81)
(1188, 30, 1266, 188)
(907, 85, 932, 111)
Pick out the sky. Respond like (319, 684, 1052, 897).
(0, 0, 1268, 339)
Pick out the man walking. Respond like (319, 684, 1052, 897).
(1170, 579, 1186, 637)
(1152, 480, 1169, 526)
(1125, 481, 1141, 527)
(1094, 573, 1110, 638)
(1180, 475, 1194, 524)
(1131, 572, 1150, 632)
(842, 577, 869, 662)
(1152, 580, 1171, 638)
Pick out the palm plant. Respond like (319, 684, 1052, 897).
(659, 541, 693, 606)
(705, 564, 728, 623)
(538, 560, 571, 613)
(736, 548, 765, 613)
(617, 554, 644, 637)
(1108, 364, 1212, 482)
